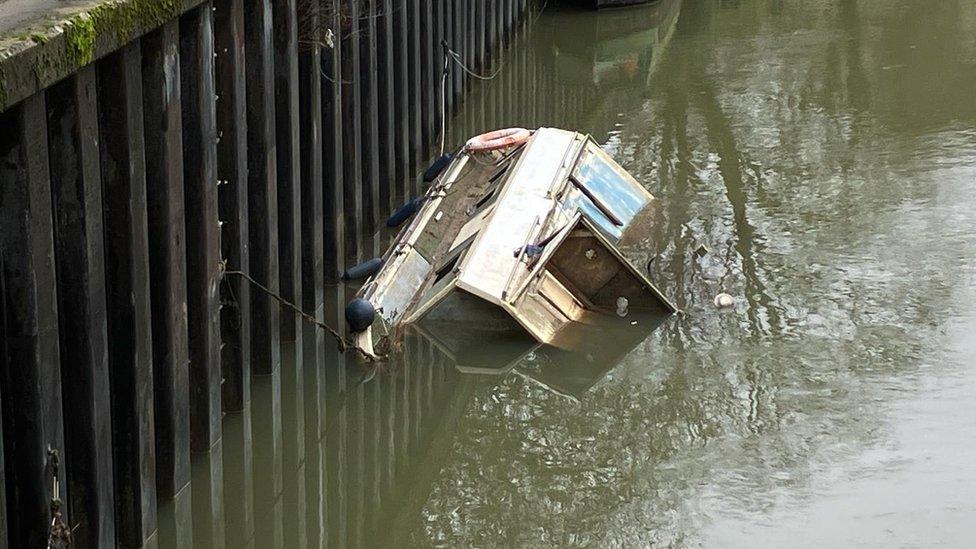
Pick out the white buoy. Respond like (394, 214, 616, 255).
(616, 297, 629, 317)
(714, 293, 735, 309)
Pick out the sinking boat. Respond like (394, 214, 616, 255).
(345, 127, 677, 358)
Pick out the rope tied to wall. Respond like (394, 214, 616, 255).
(439, 41, 505, 156)
(219, 261, 382, 362)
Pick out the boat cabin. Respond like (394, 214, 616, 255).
(352, 127, 676, 357)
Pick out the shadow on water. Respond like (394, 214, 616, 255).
(162, 0, 976, 546)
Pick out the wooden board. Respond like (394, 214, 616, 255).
(361, 0, 382, 236)
(378, 0, 399, 213)
(220, 400, 255, 547)
(244, 0, 281, 375)
(406, 0, 424, 196)
(273, 0, 304, 350)
(298, 7, 325, 469)
(97, 43, 158, 547)
(392, 0, 412, 202)
(182, 1, 223, 453)
(214, 0, 252, 411)
(142, 19, 192, 497)
(271, 0, 305, 507)
(0, 387, 5, 549)
(48, 66, 118, 547)
(322, 0, 345, 281)
(0, 91, 67, 549)
(341, 0, 365, 262)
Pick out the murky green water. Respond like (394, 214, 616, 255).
(167, 0, 976, 546)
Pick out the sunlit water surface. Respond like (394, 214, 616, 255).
(166, 1, 976, 547)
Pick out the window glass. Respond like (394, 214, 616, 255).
(570, 143, 650, 228)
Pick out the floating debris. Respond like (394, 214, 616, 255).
(714, 293, 735, 309)
(616, 297, 630, 317)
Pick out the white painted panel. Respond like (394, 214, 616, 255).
(459, 128, 581, 303)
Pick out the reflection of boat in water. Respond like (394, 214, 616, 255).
(410, 308, 669, 401)
(349, 127, 676, 358)
(528, 0, 681, 139)
(365, 303, 671, 547)
(562, 0, 664, 10)
(548, 0, 680, 87)
(517, 312, 670, 398)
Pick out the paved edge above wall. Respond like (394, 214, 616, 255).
(0, 0, 207, 112)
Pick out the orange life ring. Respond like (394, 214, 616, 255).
(464, 127, 531, 152)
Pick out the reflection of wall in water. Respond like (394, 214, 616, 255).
(170, 293, 672, 548)
(446, 0, 681, 147)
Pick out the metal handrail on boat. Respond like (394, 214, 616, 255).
(502, 215, 541, 302)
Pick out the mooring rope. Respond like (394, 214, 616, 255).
(222, 269, 348, 350)
(440, 44, 451, 156)
(440, 0, 551, 85)
(446, 48, 504, 81)
(439, 41, 506, 156)
(220, 264, 381, 362)
(533, 0, 551, 25)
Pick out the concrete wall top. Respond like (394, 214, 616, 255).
(0, 0, 207, 112)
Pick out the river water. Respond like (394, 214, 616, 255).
(169, 1, 976, 547)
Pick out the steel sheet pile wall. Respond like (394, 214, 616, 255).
(0, 0, 533, 546)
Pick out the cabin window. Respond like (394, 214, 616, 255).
(468, 185, 499, 218)
(467, 160, 513, 218)
(433, 235, 475, 286)
(432, 253, 461, 286)
(487, 162, 511, 184)
(570, 143, 650, 228)
(495, 141, 527, 165)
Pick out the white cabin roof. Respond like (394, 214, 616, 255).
(457, 128, 584, 304)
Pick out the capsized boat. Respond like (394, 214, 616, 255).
(345, 127, 677, 358)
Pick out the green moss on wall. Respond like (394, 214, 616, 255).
(60, 0, 184, 69)
(62, 0, 183, 67)
(2, 0, 190, 111)
(65, 14, 96, 66)
(89, 0, 183, 45)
